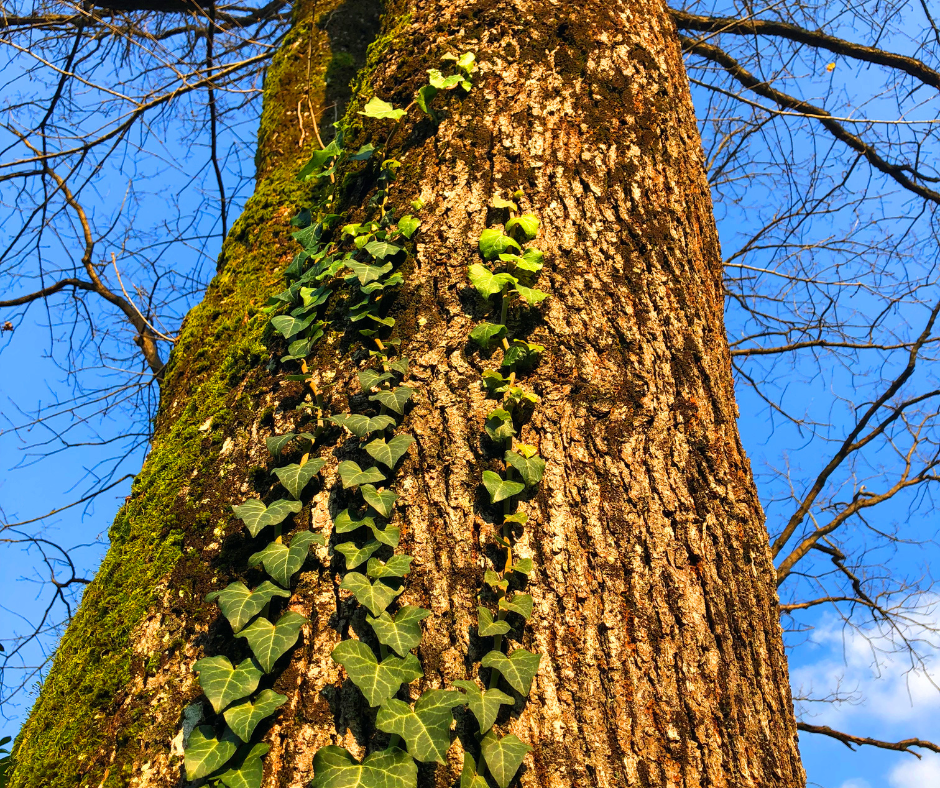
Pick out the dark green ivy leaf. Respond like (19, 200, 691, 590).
(469, 322, 507, 350)
(481, 730, 532, 788)
(335, 540, 383, 570)
(223, 690, 287, 742)
(365, 434, 414, 469)
(477, 606, 510, 637)
(206, 581, 290, 633)
(452, 679, 514, 733)
(329, 413, 397, 438)
(311, 745, 417, 788)
(193, 656, 262, 713)
(338, 461, 386, 489)
(331, 640, 423, 706)
(184, 726, 240, 781)
(340, 572, 402, 616)
(235, 611, 307, 673)
(232, 498, 302, 538)
(273, 459, 325, 499)
(366, 605, 431, 656)
(361, 484, 399, 518)
(481, 648, 540, 695)
(369, 385, 414, 415)
(375, 689, 465, 763)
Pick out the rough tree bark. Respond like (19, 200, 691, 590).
(10, 1, 805, 787)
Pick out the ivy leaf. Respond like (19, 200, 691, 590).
(482, 471, 525, 503)
(335, 540, 383, 570)
(504, 511, 528, 526)
(334, 508, 376, 535)
(481, 369, 510, 394)
(481, 649, 540, 695)
(468, 264, 517, 299)
(416, 84, 439, 115)
(184, 725, 240, 780)
(347, 260, 393, 285)
(484, 569, 508, 592)
(481, 730, 532, 788)
(235, 611, 307, 673)
(338, 461, 386, 489)
(297, 138, 342, 180)
(427, 68, 463, 90)
(388, 356, 410, 375)
(502, 340, 544, 371)
(193, 656, 262, 713)
(369, 385, 414, 414)
(365, 434, 415, 469)
(505, 213, 540, 241)
(452, 680, 514, 733)
(365, 240, 403, 259)
(271, 314, 315, 339)
(232, 499, 302, 537)
(366, 606, 431, 656)
(368, 520, 401, 548)
(248, 531, 320, 587)
(206, 581, 290, 633)
(456, 51, 476, 73)
(375, 690, 464, 763)
(367, 554, 413, 580)
(469, 322, 507, 350)
(361, 485, 399, 517)
(498, 593, 533, 620)
(300, 286, 331, 309)
(359, 96, 407, 120)
(491, 195, 518, 211)
(478, 229, 521, 260)
(513, 284, 549, 306)
(504, 450, 545, 487)
(217, 742, 270, 788)
(460, 752, 489, 788)
(312, 745, 417, 788)
(265, 433, 297, 457)
(398, 215, 420, 238)
(330, 413, 396, 438)
(273, 459, 325, 499)
(484, 409, 515, 441)
(223, 690, 287, 742)
(510, 557, 533, 576)
(350, 143, 376, 160)
(359, 369, 394, 390)
(331, 640, 423, 706)
(477, 606, 510, 637)
(340, 572, 402, 616)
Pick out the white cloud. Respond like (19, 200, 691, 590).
(839, 779, 871, 788)
(889, 754, 940, 788)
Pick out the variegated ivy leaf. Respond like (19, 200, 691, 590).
(335, 540, 383, 570)
(452, 679, 514, 733)
(365, 435, 414, 469)
(375, 689, 464, 763)
(499, 593, 533, 620)
(398, 215, 420, 238)
(206, 581, 290, 633)
(481, 649, 540, 696)
(347, 261, 393, 285)
(513, 284, 549, 306)
(218, 742, 270, 788)
(477, 229, 521, 261)
(235, 611, 307, 673)
(468, 264, 517, 299)
(193, 656, 262, 713)
(361, 485, 399, 518)
(481, 730, 532, 788)
(311, 745, 417, 788)
(482, 471, 525, 504)
(484, 409, 515, 441)
(477, 606, 510, 637)
(271, 314, 315, 339)
(232, 498, 302, 538)
(330, 413, 397, 438)
(367, 554, 413, 580)
(358, 96, 407, 121)
(184, 725, 240, 780)
(248, 531, 321, 587)
(331, 640, 423, 707)
(365, 240, 402, 259)
(460, 752, 489, 788)
(369, 385, 414, 415)
(274, 459, 325, 499)
(367, 606, 431, 656)
(223, 690, 287, 742)
(505, 213, 540, 241)
(338, 461, 386, 489)
(340, 572, 402, 616)
(359, 369, 394, 390)
(504, 450, 545, 487)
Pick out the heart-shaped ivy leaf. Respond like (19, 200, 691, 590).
(248, 531, 320, 587)
(469, 322, 507, 350)
(365, 434, 414, 469)
(468, 264, 517, 298)
(206, 581, 290, 633)
(335, 540, 383, 570)
(478, 229, 521, 260)
(504, 450, 545, 487)
(367, 554, 413, 580)
(271, 314, 315, 339)
(334, 509, 375, 534)
(460, 752, 489, 788)
(481, 730, 532, 788)
(398, 216, 420, 238)
(358, 96, 407, 121)
(350, 143, 375, 161)
(498, 593, 533, 620)
(477, 606, 510, 637)
(452, 680, 514, 733)
(348, 261, 393, 285)
(359, 369, 394, 390)
(235, 611, 307, 673)
(482, 471, 525, 504)
(311, 745, 417, 788)
(481, 649, 540, 696)
(340, 572, 402, 616)
(361, 485, 399, 518)
(510, 557, 533, 576)
(505, 213, 540, 241)
(388, 357, 410, 375)
(367, 606, 431, 656)
(368, 520, 401, 548)
(484, 569, 508, 592)
(365, 240, 402, 259)
(416, 83, 438, 115)
(184, 725, 240, 780)
(265, 433, 296, 457)
(482, 369, 510, 394)
(223, 690, 287, 742)
(193, 656, 262, 713)
(513, 284, 549, 306)
(331, 640, 423, 707)
(330, 413, 397, 437)
(274, 459, 325, 499)
(376, 690, 464, 763)
(232, 499, 302, 537)
(338, 461, 386, 489)
(369, 385, 414, 415)
(217, 742, 270, 788)
(484, 409, 515, 441)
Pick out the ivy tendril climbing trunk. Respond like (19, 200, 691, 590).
(9, 1, 805, 787)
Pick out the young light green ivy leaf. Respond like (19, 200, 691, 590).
(330, 413, 397, 438)
(184, 725, 240, 781)
(366, 605, 431, 656)
(358, 96, 407, 121)
(504, 450, 545, 487)
(477, 606, 510, 636)
(505, 213, 540, 241)
(482, 470, 525, 503)
(416, 84, 438, 115)
(232, 499, 302, 538)
(484, 409, 515, 441)
(510, 557, 534, 576)
(300, 286, 331, 309)
(235, 611, 307, 673)
(311, 745, 417, 788)
(456, 51, 476, 73)
(481, 649, 540, 695)
(504, 511, 528, 526)
(338, 461, 386, 489)
(340, 571, 402, 616)
(460, 752, 489, 788)
(361, 485, 399, 518)
(365, 434, 415, 469)
(206, 581, 290, 633)
(452, 680, 514, 733)
(398, 215, 420, 238)
(193, 656, 263, 713)
(271, 314, 315, 340)
(248, 531, 321, 588)
(331, 640, 423, 707)
(217, 742, 270, 788)
(468, 264, 517, 299)
(484, 569, 508, 593)
(427, 68, 463, 90)
(223, 690, 287, 742)
(369, 385, 414, 415)
(359, 369, 394, 390)
(367, 554, 413, 580)
(375, 689, 465, 763)
(499, 593, 533, 620)
(274, 459, 325, 499)
(469, 322, 507, 350)
(513, 284, 549, 306)
(478, 228, 521, 260)
(481, 369, 510, 394)
(481, 730, 533, 788)
(365, 240, 402, 260)
(334, 540, 383, 570)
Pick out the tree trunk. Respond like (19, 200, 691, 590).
(10, 2, 805, 787)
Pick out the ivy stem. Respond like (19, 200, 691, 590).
(499, 286, 509, 326)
